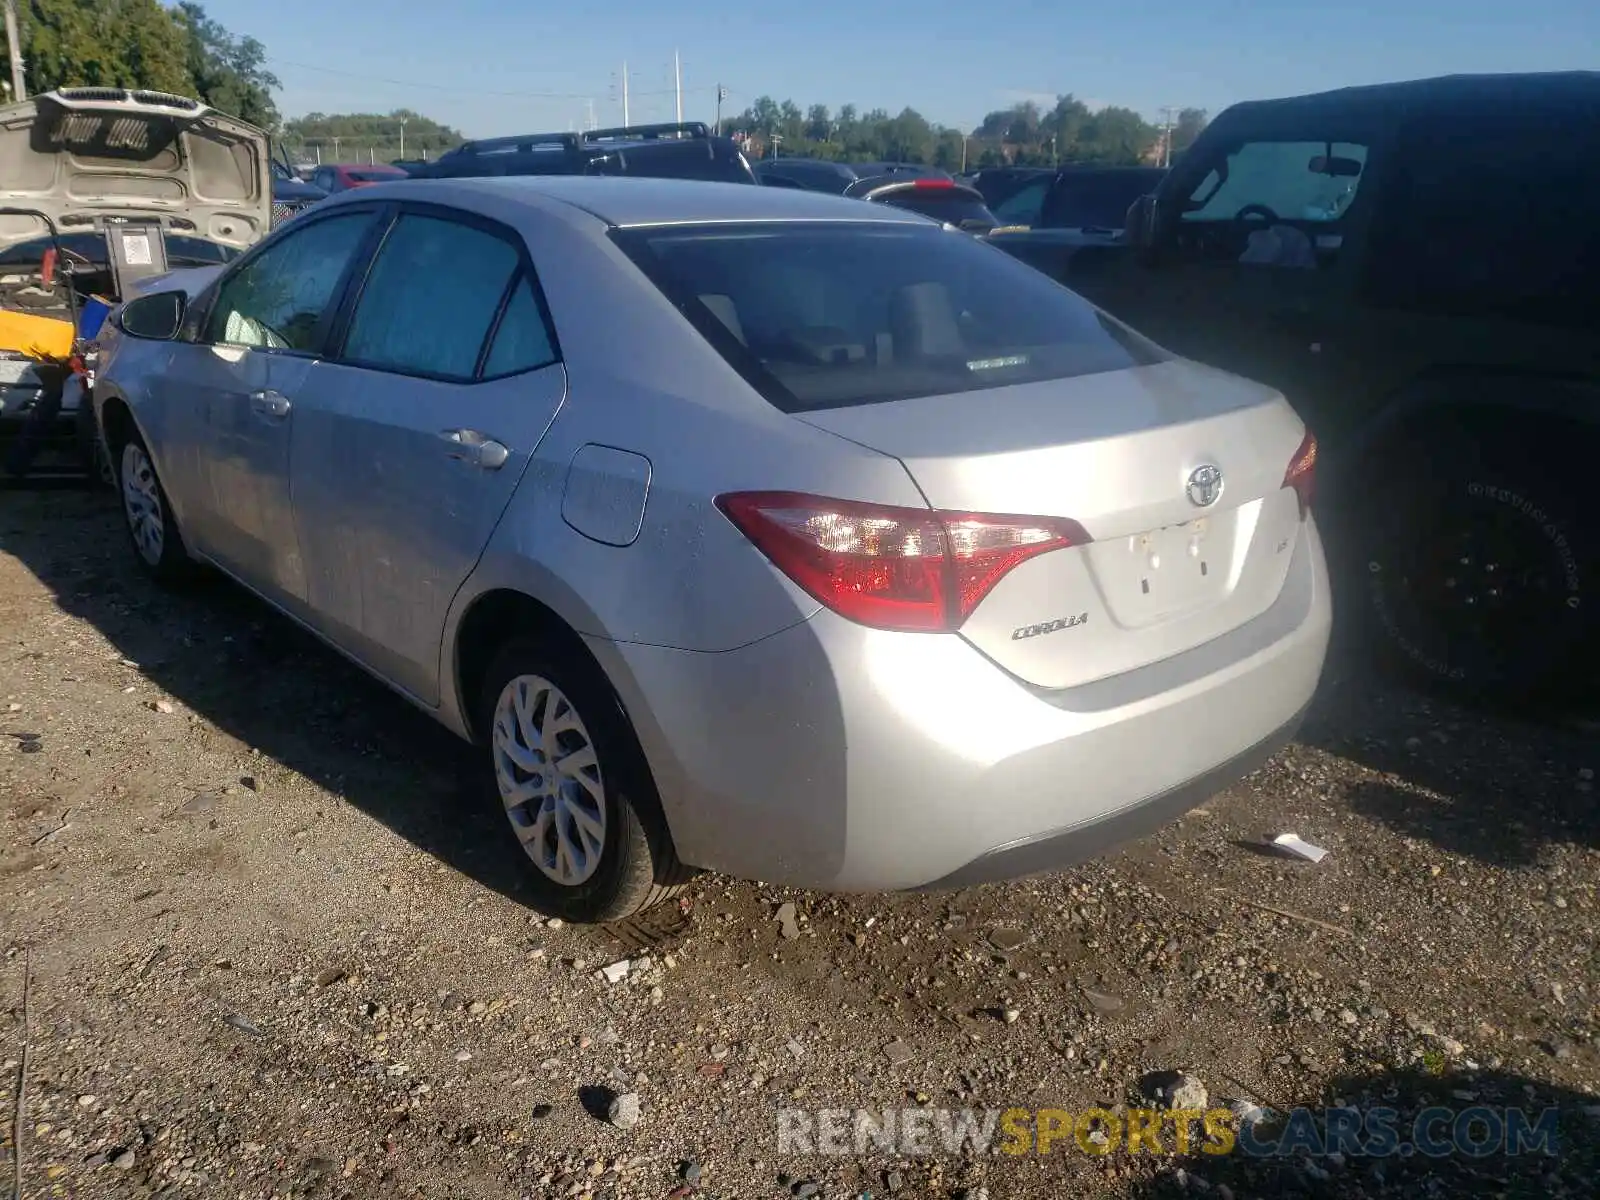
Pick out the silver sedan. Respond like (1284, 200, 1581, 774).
(91, 176, 1331, 922)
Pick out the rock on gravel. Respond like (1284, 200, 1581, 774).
(606, 1091, 642, 1129)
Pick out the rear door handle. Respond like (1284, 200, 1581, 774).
(249, 389, 291, 419)
(439, 428, 510, 470)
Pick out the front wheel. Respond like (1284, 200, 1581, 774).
(1347, 440, 1595, 704)
(480, 639, 693, 922)
(117, 434, 194, 585)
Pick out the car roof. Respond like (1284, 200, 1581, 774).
(1217, 70, 1600, 126)
(380, 175, 936, 228)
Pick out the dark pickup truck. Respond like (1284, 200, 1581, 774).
(988, 72, 1600, 704)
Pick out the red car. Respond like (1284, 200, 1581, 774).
(309, 163, 409, 194)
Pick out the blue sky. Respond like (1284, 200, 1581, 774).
(201, 0, 1598, 138)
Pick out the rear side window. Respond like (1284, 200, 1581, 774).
(483, 276, 559, 377)
(1364, 120, 1599, 330)
(342, 213, 521, 380)
(990, 178, 1051, 225)
(614, 222, 1163, 412)
(1042, 172, 1164, 230)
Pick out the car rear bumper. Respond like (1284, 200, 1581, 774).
(594, 519, 1332, 893)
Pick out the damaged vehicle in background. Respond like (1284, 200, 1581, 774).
(0, 88, 272, 481)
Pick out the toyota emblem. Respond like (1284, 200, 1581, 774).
(1186, 464, 1224, 508)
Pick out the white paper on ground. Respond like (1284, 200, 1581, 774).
(1271, 832, 1329, 863)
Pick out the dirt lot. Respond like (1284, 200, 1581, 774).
(3, 487, 1598, 1200)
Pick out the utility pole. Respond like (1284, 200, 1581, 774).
(714, 84, 728, 135)
(399, 117, 408, 161)
(4, 0, 26, 101)
(674, 50, 682, 125)
(1158, 106, 1177, 168)
(622, 61, 629, 127)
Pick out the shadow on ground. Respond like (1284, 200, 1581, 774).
(1126, 1063, 1599, 1199)
(2, 487, 534, 906)
(1294, 646, 1600, 869)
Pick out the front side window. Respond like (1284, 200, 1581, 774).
(205, 211, 374, 351)
(341, 212, 522, 380)
(615, 221, 1163, 413)
(1182, 140, 1368, 225)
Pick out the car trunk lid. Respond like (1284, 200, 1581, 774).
(0, 89, 272, 254)
(794, 360, 1311, 689)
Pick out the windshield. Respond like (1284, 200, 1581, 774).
(613, 221, 1162, 413)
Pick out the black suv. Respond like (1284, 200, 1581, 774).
(411, 121, 758, 184)
(991, 72, 1600, 702)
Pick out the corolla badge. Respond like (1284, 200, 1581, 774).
(1186, 464, 1224, 508)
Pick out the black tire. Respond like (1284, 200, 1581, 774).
(478, 638, 694, 923)
(114, 430, 195, 586)
(1339, 430, 1597, 704)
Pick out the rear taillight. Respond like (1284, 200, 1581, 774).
(913, 178, 954, 190)
(715, 491, 1090, 632)
(1283, 431, 1317, 519)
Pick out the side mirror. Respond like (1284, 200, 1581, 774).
(117, 290, 187, 341)
(1125, 193, 1158, 247)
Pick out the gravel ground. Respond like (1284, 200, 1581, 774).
(3, 487, 1598, 1200)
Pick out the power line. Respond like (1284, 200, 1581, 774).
(269, 56, 723, 102)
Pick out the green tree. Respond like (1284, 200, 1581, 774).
(1171, 107, 1208, 155)
(283, 110, 465, 164)
(174, 3, 279, 128)
(10, 0, 191, 96)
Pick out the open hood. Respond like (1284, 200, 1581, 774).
(0, 88, 272, 255)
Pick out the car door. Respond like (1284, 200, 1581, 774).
(162, 207, 381, 606)
(1080, 128, 1381, 420)
(289, 204, 567, 704)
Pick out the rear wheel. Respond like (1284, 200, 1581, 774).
(1345, 430, 1596, 703)
(479, 639, 693, 923)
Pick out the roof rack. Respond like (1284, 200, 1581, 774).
(583, 121, 710, 143)
(448, 131, 582, 157)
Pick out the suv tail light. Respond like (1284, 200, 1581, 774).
(716, 491, 1090, 632)
(1283, 430, 1318, 519)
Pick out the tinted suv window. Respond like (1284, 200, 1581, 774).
(614, 222, 1162, 412)
(1364, 122, 1599, 330)
(206, 211, 373, 351)
(342, 213, 522, 380)
(990, 178, 1051, 225)
(1041, 171, 1165, 230)
(1183, 141, 1368, 223)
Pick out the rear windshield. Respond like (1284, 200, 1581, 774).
(874, 191, 999, 232)
(612, 221, 1163, 412)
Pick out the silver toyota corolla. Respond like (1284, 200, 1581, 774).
(90, 176, 1331, 922)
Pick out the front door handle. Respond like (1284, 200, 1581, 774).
(439, 428, 510, 470)
(250, 389, 291, 419)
